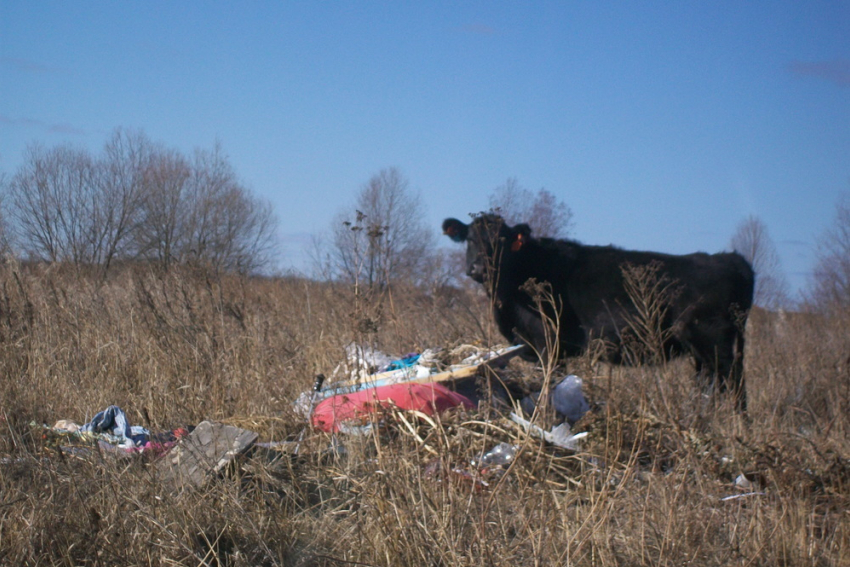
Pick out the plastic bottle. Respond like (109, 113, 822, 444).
(479, 442, 517, 468)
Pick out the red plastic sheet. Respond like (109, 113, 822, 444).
(311, 382, 474, 433)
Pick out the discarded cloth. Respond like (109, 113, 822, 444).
(385, 353, 421, 371)
(129, 428, 190, 457)
(80, 405, 149, 449)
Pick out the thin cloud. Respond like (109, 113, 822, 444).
(786, 60, 850, 87)
(0, 115, 42, 128)
(780, 239, 812, 249)
(0, 114, 88, 136)
(462, 23, 497, 36)
(47, 122, 88, 135)
(276, 231, 314, 274)
(0, 56, 60, 74)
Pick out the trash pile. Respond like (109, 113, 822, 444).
(37, 406, 261, 492)
(297, 343, 593, 455)
(14, 343, 814, 508)
(300, 344, 528, 431)
(44, 405, 189, 457)
(293, 343, 526, 413)
(26, 343, 596, 492)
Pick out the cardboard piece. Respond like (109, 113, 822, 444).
(156, 420, 258, 490)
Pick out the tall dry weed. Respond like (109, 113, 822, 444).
(0, 262, 847, 566)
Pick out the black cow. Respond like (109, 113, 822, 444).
(443, 214, 754, 409)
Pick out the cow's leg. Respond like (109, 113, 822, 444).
(506, 302, 566, 363)
(727, 331, 747, 411)
(692, 355, 712, 392)
(697, 327, 747, 412)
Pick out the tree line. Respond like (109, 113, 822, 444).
(2, 129, 848, 314)
(0, 129, 276, 274)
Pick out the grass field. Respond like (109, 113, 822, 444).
(1, 261, 847, 566)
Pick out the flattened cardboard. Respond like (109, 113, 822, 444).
(156, 420, 257, 490)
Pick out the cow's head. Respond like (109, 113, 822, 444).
(442, 214, 531, 283)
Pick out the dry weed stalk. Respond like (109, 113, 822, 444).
(618, 261, 683, 422)
(619, 260, 680, 367)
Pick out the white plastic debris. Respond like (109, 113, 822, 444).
(333, 343, 395, 381)
(509, 412, 588, 451)
(417, 348, 444, 365)
(478, 442, 517, 468)
(292, 391, 314, 418)
(721, 492, 766, 502)
(551, 375, 590, 424)
(735, 473, 759, 490)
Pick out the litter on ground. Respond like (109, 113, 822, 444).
(305, 344, 526, 403)
(156, 420, 258, 490)
(311, 382, 475, 433)
(42, 405, 189, 458)
(508, 412, 588, 451)
(26, 343, 594, 492)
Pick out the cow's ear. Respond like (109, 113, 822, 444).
(442, 218, 469, 242)
(511, 223, 531, 252)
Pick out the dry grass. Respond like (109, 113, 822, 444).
(0, 261, 848, 566)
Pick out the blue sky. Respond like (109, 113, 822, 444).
(1, 2, 848, 297)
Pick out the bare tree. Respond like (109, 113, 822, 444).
(5, 143, 103, 265)
(135, 141, 277, 274)
(488, 177, 573, 238)
(135, 147, 191, 271)
(808, 194, 850, 311)
(96, 128, 154, 270)
(730, 215, 790, 309)
(0, 173, 12, 256)
(5, 131, 276, 275)
(3, 130, 153, 272)
(181, 143, 277, 273)
(330, 168, 435, 288)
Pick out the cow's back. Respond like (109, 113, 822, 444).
(492, 239, 754, 365)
